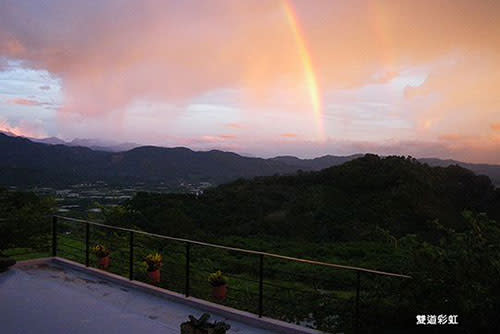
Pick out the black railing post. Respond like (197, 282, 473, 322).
(185, 242, 191, 297)
(129, 231, 134, 280)
(51, 216, 57, 256)
(258, 254, 264, 318)
(85, 223, 90, 267)
(355, 271, 361, 334)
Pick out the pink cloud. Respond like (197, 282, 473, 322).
(371, 70, 400, 84)
(438, 133, 475, 142)
(8, 98, 42, 106)
(1, 0, 499, 118)
(0, 0, 499, 163)
(219, 134, 236, 139)
(200, 135, 236, 143)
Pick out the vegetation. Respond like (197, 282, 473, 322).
(122, 154, 500, 243)
(208, 271, 228, 287)
(106, 155, 500, 332)
(2, 155, 500, 332)
(0, 187, 54, 259)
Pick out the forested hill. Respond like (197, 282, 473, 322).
(125, 155, 500, 242)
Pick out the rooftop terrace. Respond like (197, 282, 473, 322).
(1, 258, 309, 334)
(1, 216, 412, 333)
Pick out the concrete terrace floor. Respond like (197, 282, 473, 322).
(0, 262, 280, 334)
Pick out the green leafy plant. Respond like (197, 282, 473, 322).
(212, 321, 231, 334)
(137, 261, 148, 274)
(187, 313, 211, 328)
(208, 270, 228, 287)
(144, 252, 162, 272)
(91, 244, 110, 258)
(180, 313, 230, 334)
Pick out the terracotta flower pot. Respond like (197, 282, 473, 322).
(212, 284, 228, 300)
(98, 255, 110, 269)
(148, 269, 161, 283)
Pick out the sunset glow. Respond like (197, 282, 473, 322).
(1, 0, 500, 162)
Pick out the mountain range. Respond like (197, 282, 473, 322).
(32, 136, 139, 152)
(1, 132, 499, 187)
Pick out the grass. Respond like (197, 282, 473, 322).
(3, 248, 50, 261)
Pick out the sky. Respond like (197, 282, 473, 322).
(0, 0, 499, 163)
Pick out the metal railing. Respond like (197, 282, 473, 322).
(50, 215, 411, 333)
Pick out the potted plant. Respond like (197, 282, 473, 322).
(208, 270, 228, 301)
(92, 244, 110, 269)
(144, 252, 162, 283)
(180, 313, 230, 334)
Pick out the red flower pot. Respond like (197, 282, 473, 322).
(148, 269, 161, 283)
(98, 255, 110, 269)
(212, 284, 228, 300)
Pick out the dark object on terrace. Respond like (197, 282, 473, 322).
(180, 313, 231, 334)
(0, 255, 16, 272)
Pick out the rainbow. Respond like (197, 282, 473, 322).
(282, 0, 325, 141)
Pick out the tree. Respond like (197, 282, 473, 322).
(0, 188, 54, 253)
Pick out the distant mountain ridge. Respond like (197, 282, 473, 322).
(33, 136, 66, 145)
(0, 133, 296, 186)
(0, 132, 499, 187)
(32, 136, 139, 152)
(269, 154, 364, 170)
